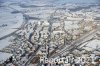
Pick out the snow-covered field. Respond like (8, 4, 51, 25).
(82, 39, 100, 51)
(0, 52, 13, 63)
(0, 6, 23, 52)
(0, 37, 12, 50)
(0, 7, 23, 38)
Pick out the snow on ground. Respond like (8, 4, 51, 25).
(0, 37, 12, 50)
(0, 52, 13, 63)
(86, 39, 100, 49)
(0, 6, 23, 50)
(0, 7, 23, 38)
(24, 7, 55, 20)
(82, 39, 100, 51)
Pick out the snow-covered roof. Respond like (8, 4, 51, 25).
(0, 52, 13, 63)
(64, 21, 79, 30)
(67, 17, 83, 21)
(53, 31, 64, 34)
(42, 21, 49, 26)
(52, 23, 60, 27)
